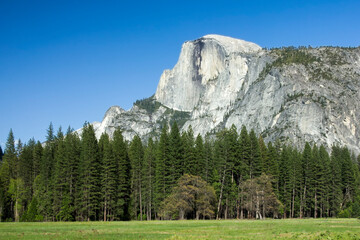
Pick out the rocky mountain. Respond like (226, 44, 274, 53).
(82, 34, 360, 154)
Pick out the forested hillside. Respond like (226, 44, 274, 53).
(0, 122, 359, 222)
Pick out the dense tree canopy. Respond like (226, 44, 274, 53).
(0, 122, 359, 221)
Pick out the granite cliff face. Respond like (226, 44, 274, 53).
(83, 34, 360, 153)
(155, 35, 262, 112)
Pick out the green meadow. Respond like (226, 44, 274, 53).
(1, 218, 360, 240)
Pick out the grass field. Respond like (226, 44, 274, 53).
(0, 218, 360, 239)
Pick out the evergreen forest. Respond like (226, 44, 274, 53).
(0, 122, 360, 222)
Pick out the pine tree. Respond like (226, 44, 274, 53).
(310, 145, 320, 218)
(32, 141, 43, 183)
(182, 126, 195, 175)
(329, 146, 342, 216)
(155, 126, 170, 218)
(237, 126, 250, 180)
(0, 130, 16, 221)
(24, 196, 39, 221)
(55, 126, 64, 142)
(99, 133, 117, 221)
(203, 135, 213, 183)
(49, 126, 64, 220)
(213, 131, 226, 219)
(53, 133, 66, 220)
(4, 129, 17, 179)
(1, 130, 20, 221)
(249, 129, 262, 178)
(288, 147, 302, 218)
(64, 128, 80, 220)
(38, 123, 56, 221)
(78, 123, 101, 221)
(340, 147, 356, 206)
(143, 138, 156, 220)
(194, 134, 205, 178)
(169, 122, 184, 185)
(300, 142, 312, 218)
(227, 125, 239, 177)
(112, 129, 131, 220)
(46, 123, 54, 143)
(258, 135, 268, 174)
(213, 128, 238, 219)
(266, 142, 280, 196)
(237, 126, 250, 219)
(18, 140, 35, 217)
(318, 145, 330, 217)
(51, 128, 78, 221)
(224, 125, 239, 219)
(129, 135, 144, 220)
(279, 145, 291, 218)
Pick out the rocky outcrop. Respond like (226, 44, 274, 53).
(155, 34, 262, 112)
(81, 34, 360, 154)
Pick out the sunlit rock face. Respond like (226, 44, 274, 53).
(155, 34, 262, 112)
(80, 34, 360, 154)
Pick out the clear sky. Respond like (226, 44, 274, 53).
(1, 0, 359, 148)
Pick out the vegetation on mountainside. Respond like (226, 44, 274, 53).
(134, 95, 162, 114)
(257, 46, 359, 83)
(133, 95, 191, 129)
(257, 47, 319, 81)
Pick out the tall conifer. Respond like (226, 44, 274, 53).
(300, 142, 312, 218)
(238, 126, 250, 181)
(329, 146, 342, 216)
(182, 126, 195, 175)
(64, 128, 80, 220)
(169, 122, 183, 184)
(249, 129, 262, 178)
(340, 147, 355, 205)
(32, 142, 42, 182)
(318, 145, 330, 217)
(113, 129, 131, 220)
(143, 138, 156, 220)
(53, 133, 68, 220)
(78, 123, 101, 221)
(258, 135, 268, 174)
(4, 129, 17, 179)
(129, 135, 144, 220)
(194, 134, 205, 178)
(38, 124, 56, 221)
(155, 126, 170, 218)
(99, 133, 117, 221)
(279, 145, 291, 218)
(203, 135, 213, 183)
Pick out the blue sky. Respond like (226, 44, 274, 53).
(1, 0, 359, 148)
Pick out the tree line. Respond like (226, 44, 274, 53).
(0, 122, 359, 222)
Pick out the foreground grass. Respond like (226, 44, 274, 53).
(0, 218, 360, 239)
